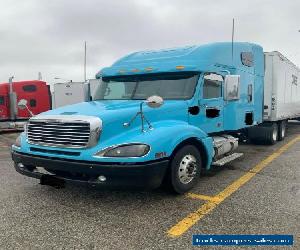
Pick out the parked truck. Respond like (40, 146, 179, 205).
(0, 80, 51, 131)
(11, 42, 300, 193)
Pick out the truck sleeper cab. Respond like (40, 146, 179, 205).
(12, 42, 292, 193)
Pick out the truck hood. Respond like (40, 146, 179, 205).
(36, 100, 189, 141)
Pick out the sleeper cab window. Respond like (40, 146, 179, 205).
(241, 52, 254, 67)
(23, 85, 37, 92)
(203, 73, 223, 99)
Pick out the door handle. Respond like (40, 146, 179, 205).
(206, 106, 221, 109)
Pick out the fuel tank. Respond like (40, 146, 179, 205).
(212, 135, 239, 159)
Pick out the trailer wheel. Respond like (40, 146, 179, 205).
(265, 123, 278, 145)
(169, 145, 202, 194)
(278, 120, 287, 141)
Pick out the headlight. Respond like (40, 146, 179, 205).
(95, 144, 150, 157)
(14, 135, 21, 148)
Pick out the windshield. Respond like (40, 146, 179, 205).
(93, 72, 199, 100)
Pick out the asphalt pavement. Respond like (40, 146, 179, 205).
(0, 123, 299, 249)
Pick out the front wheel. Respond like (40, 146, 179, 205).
(170, 145, 202, 194)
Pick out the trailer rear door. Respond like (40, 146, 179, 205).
(53, 82, 87, 108)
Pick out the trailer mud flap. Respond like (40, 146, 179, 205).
(40, 175, 65, 189)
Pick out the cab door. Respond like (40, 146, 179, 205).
(192, 73, 224, 133)
(0, 84, 9, 120)
(0, 95, 9, 120)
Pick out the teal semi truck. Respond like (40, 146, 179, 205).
(11, 42, 300, 193)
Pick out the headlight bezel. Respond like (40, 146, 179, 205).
(94, 143, 151, 158)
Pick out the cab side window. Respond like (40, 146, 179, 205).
(203, 73, 223, 99)
(0, 96, 4, 105)
(30, 99, 37, 107)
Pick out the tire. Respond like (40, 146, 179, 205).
(264, 123, 278, 145)
(278, 120, 287, 141)
(169, 145, 202, 194)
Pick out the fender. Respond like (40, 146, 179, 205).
(92, 120, 213, 169)
(149, 121, 213, 169)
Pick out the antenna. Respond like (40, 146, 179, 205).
(231, 18, 235, 64)
(84, 41, 87, 82)
(38, 72, 42, 80)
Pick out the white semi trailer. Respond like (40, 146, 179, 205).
(248, 51, 300, 143)
(52, 81, 89, 108)
(51, 79, 102, 109)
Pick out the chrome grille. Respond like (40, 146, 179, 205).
(28, 121, 90, 148)
(27, 115, 102, 149)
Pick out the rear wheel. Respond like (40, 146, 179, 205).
(169, 145, 202, 194)
(248, 122, 279, 145)
(266, 123, 278, 145)
(278, 120, 287, 141)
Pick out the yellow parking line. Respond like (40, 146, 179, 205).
(167, 135, 300, 238)
(186, 193, 222, 203)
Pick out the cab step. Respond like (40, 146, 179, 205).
(212, 152, 244, 167)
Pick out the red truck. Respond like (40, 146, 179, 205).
(0, 80, 51, 130)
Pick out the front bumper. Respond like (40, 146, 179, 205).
(11, 150, 169, 189)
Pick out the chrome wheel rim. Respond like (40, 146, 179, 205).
(178, 154, 197, 184)
(273, 127, 278, 141)
(281, 125, 286, 138)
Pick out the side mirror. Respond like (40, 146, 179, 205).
(146, 95, 164, 108)
(17, 99, 28, 110)
(224, 75, 240, 101)
(17, 99, 34, 117)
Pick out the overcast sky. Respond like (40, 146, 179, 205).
(1, 0, 299, 83)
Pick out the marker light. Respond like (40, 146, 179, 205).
(145, 67, 153, 72)
(176, 65, 185, 70)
